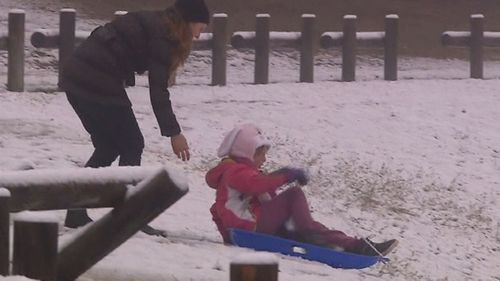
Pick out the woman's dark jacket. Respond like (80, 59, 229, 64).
(60, 10, 181, 137)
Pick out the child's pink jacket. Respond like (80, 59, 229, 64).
(205, 157, 288, 243)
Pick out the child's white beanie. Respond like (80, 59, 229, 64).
(217, 123, 271, 160)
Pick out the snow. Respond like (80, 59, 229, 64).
(0, 2, 500, 281)
(356, 32, 384, 40)
(213, 13, 227, 18)
(8, 9, 24, 14)
(0, 166, 186, 189)
(124, 167, 189, 200)
(485, 32, 500, 39)
(0, 188, 11, 197)
(2, 277, 36, 281)
(12, 211, 59, 223)
(113, 11, 128, 17)
(442, 31, 470, 38)
(60, 8, 76, 13)
(231, 253, 278, 265)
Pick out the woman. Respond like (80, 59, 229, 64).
(60, 0, 209, 235)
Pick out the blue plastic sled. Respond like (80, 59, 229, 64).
(229, 228, 388, 269)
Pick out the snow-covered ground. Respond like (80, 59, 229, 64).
(1, 2, 500, 281)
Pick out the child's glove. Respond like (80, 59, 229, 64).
(271, 167, 309, 185)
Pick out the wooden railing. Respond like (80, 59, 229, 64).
(0, 166, 188, 281)
(4, 9, 500, 91)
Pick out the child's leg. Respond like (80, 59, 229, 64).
(256, 186, 360, 250)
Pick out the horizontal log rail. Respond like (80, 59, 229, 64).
(231, 31, 302, 49)
(441, 31, 500, 47)
(30, 29, 213, 51)
(0, 166, 165, 212)
(320, 31, 385, 48)
(30, 29, 90, 48)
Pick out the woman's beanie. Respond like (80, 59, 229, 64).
(217, 123, 271, 160)
(174, 0, 210, 24)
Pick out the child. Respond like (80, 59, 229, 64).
(60, 0, 210, 235)
(206, 123, 398, 256)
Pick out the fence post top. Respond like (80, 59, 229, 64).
(256, 13, 270, 18)
(60, 8, 76, 13)
(9, 9, 25, 14)
(231, 252, 279, 265)
(344, 15, 357, 19)
(302, 14, 316, 18)
(386, 14, 399, 19)
(0, 188, 11, 197)
(213, 13, 228, 18)
(471, 14, 484, 19)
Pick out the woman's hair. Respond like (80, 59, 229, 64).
(163, 6, 193, 76)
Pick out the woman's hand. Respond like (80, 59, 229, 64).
(171, 133, 190, 161)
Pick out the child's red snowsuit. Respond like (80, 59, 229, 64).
(206, 157, 361, 251)
(206, 157, 287, 243)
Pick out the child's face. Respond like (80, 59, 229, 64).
(253, 146, 268, 168)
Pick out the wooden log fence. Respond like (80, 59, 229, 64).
(441, 14, 500, 79)
(5, 10, 500, 89)
(0, 9, 25, 92)
(320, 14, 399, 81)
(0, 166, 188, 280)
(28, 9, 223, 87)
(231, 14, 317, 83)
(0, 189, 9, 276)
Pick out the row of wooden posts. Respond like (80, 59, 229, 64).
(0, 166, 280, 281)
(1, 10, 499, 92)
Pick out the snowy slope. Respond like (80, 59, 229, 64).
(1, 1, 500, 281)
(1, 78, 500, 281)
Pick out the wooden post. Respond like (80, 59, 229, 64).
(342, 15, 357, 82)
(7, 9, 25, 92)
(300, 14, 315, 83)
(255, 14, 270, 84)
(384, 14, 399, 81)
(12, 219, 58, 281)
(58, 9, 76, 87)
(0, 189, 10, 276)
(230, 253, 278, 281)
(0, 32, 7, 51)
(470, 14, 484, 79)
(56, 168, 188, 281)
(212, 13, 228, 86)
